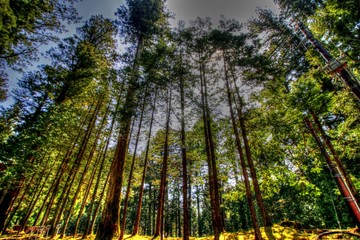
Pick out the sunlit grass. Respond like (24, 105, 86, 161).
(117, 225, 316, 239)
(2, 225, 359, 239)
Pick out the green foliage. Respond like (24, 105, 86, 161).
(115, 0, 168, 42)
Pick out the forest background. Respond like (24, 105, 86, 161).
(0, 0, 360, 240)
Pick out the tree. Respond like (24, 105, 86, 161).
(0, 15, 117, 233)
(95, 1, 167, 239)
(0, 0, 80, 99)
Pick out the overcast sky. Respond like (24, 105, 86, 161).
(75, 0, 279, 25)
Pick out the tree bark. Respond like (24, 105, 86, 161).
(83, 94, 122, 238)
(119, 87, 148, 240)
(95, 36, 144, 240)
(310, 110, 359, 203)
(62, 105, 110, 237)
(154, 86, 172, 238)
(234, 85, 271, 227)
(222, 52, 262, 239)
(304, 117, 360, 228)
(132, 91, 157, 235)
(180, 49, 190, 240)
(38, 106, 93, 227)
(49, 96, 103, 238)
(199, 53, 224, 240)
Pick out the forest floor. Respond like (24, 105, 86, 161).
(1, 224, 360, 240)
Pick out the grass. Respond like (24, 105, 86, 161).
(1, 224, 359, 240)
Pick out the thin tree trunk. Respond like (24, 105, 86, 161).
(19, 169, 52, 231)
(222, 53, 262, 239)
(88, 166, 111, 236)
(95, 36, 144, 240)
(132, 91, 157, 235)
(310, 110, 359, 202)
(0, 95, 50, 232)
(304, 117, 360, 228)
(188, 168, 192, 236)
(83, 95, 122, 238)
(59, 102, 109, 237)
(73, 148, 100, 237)
(38, 106, 93, 227)
(226, 54, 271, 227)
(149, 183, 153, 236)
(199, 53, 223, 240)
(49, 97, 103, 238)
(196, 171, 201, 237)
(119, 87, 148, 240)
(154, 86, 172, 238)
(180, 49, 190, 240)
(2, 170, 39, 232)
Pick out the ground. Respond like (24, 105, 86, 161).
(1, 225, 359, 239)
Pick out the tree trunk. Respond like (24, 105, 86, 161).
(73, 148, 99, 237)
(83, 95, 122, 238)
(2, 170, 38, 232)
(132, 91, 157, 235)
(304, 117, 360, 228)
(19, 169, 51, 231)
(95, 36, 144, 240)
(310, 110, 359, 203)
(199, 53, 224, 240)
(228, 58, 271, 227)
(60, 105, 110, 237)
(38, 106, 93, 227)
(154, 86, 172, 238)
(119, 87, 148, 240)
(88, 166, 111, 236)
(222, 52, 262, 239)
(49, 96, 103, 238)
(179, 49, 190, 240)
(196, 171, 201, 237)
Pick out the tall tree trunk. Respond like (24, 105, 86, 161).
(179, 49, 190, 240)
(222, 53, 262, 239)
(149, 183, 153, 236)
(95, 36, 144, 240)
(0, 94, 50, 232)
(227, 55, 271, 227)
(310, 110, 359, 202)
(83, 95, 122, 238)
(132, 91, 157, 235)
(73, 147, 100, 237)
(188, 168, 192, 236)
(0, 178, 26, 231)
(49, 96, 103, 238)
(238, 102, 271, 227)
(304, 117, 360, 228)
(199, 53, 224, 240)
(119, 87, 148, 240)
(195, 171, 201, 237)
(154, 86, 172, 238)
(19, 169, 52, 231)
(37, 106, 93, 227)
(2, 169, 39, 232)
(59, 104, 109, 237)
(88, 166, 111, 236)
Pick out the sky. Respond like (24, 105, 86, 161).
(75, 0, 279, 25)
